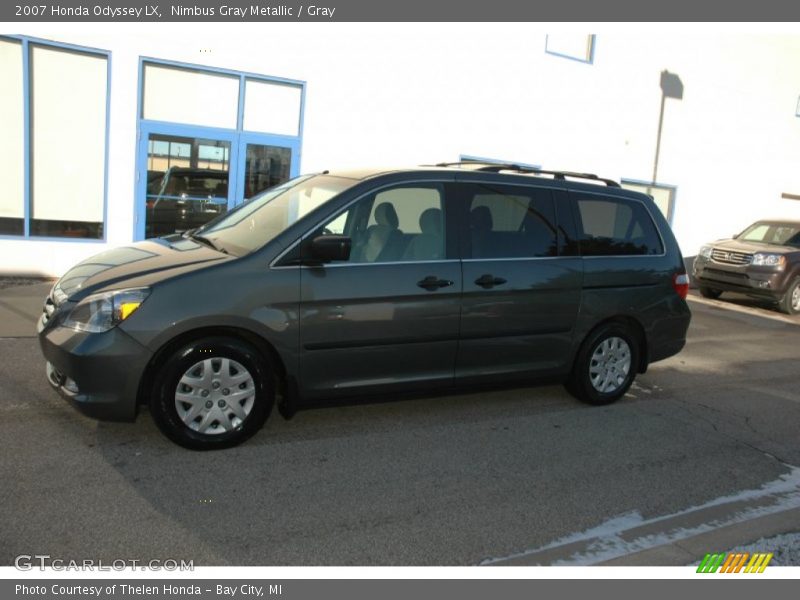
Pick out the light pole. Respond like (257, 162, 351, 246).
(652, 70, 684, 185)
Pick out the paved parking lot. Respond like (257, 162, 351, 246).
(1, 283, 799, 565)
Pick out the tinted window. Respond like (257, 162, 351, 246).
(574, 194, 663, 256)
(316, 184, 445, 263)
(466, 184, 558, 259)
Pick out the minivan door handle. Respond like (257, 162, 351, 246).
(417, 276, 454, 291)
(474, 274, 507, 289)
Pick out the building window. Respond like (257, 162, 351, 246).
(0, 36, 109, 239)
(620, 179, 677, 224)
(545, 34, 596, 64)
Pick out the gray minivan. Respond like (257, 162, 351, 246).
(38, 163, 691, 449)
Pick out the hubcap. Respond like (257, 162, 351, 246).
(174, 357, 255, 435)
(589, 337, 632, 394)
(792, 285, 800, 311)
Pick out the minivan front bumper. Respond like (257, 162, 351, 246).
(38, 314, 152, 422)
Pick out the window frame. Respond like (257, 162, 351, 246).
(569, 190, 667, 259)
(135, 57, 306, 241)
(454, 181, 565, 261)
(0, 35, 110, 242)
(620, 178, 678, 225)
(272, 179, 459, 268)
(544, 34, 596, 65)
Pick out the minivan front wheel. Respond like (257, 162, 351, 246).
(150, 337, 273, 450)
(566, 324, 640, 406)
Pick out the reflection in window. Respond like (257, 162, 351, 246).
(575, 195, 663, 256)
(243, 145, 291, 200)
(145, 133, 231, 238)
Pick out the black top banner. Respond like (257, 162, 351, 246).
(3, 0, 800, 22)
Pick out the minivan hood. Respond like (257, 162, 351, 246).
(53, 237, 229, 301)
(712, 238, 799, 255)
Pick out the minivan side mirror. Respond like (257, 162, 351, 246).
(306, 235, 352, 263)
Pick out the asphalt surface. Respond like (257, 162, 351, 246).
(1, 283, 799, 566)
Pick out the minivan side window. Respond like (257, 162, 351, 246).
(465, 183, 558, 259)
(574, 194, 663, 256)
(316, 184, 446, 263)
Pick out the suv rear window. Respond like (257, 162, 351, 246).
(574, 194, 663, 256)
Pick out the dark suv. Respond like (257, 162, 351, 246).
(38, 163, 691, 449)
(693, 220, 800, 314)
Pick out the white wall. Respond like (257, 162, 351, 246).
(3, 24, 800, 275)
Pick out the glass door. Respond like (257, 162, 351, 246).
(136, 127, 299, 240)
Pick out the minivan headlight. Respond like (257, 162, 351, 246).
(63, 288, 150, 333)
(751, 253, 786, 268)
(699, 245, 713, 259)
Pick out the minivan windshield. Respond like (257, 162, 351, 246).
(738, 221, 800, 247)
(193, 174, 355, 256)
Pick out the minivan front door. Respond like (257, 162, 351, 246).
(455, 183, 583, 381)
(297, 182, 462, 399)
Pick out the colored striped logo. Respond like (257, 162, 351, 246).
(696, 552, 773, 573)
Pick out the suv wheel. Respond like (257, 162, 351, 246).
(699, 286, 722, 299)
(778, 277, 800, 315)
(566, 323, 640, 406)
(150, 336, 273, 450)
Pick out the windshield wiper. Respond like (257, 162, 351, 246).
(189, 233, 228, 254)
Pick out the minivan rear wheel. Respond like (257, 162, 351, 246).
(566, 323, 640, 406)
(699, 286, 722, 299)
(149, 336, 273, 450)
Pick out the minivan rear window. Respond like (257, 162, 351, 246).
(574, 194, 663, 256)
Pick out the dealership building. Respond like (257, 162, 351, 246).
(2, 24, 800, 276)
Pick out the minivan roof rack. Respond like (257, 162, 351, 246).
(431, 161, 621, 187)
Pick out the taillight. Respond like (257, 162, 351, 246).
(672, 273, 690, 299)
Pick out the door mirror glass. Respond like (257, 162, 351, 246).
(308, 235, 352, 263)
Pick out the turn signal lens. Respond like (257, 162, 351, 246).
(672, 273, 690, 299)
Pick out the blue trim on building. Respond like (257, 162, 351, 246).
(0, 34, 111, 242)
(545, 34, 596, 65)
(620, 177, 678, 225)
(21, 37, 31, 237)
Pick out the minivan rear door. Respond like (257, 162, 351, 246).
(454, 182, 583, 381)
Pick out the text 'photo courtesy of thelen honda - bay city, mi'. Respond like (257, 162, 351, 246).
(38, 163, 692, 450)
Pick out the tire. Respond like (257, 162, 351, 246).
(149, 336, 274, 450)
(565, 323, 640, 406)
(778, 277, 800, 315)
(699, 286, 722, 299)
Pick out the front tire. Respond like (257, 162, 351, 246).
(778, 277, 800, 315)
(566, 323, 640, 406)
(150, 336, 274, 450)
(699, 286, 722, 299)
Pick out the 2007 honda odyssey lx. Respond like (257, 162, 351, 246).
(38, 163, 691, 449)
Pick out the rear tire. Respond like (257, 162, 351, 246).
(149, 336, 273, 450)
(566, 323, 640, 406)
(699, 286, 722, 299)
(778, 277, 800, 315)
